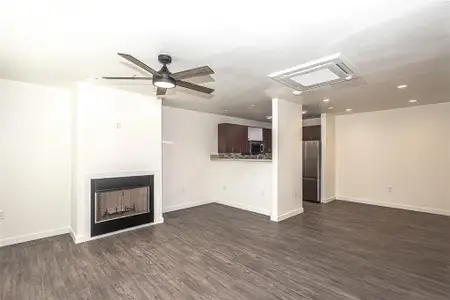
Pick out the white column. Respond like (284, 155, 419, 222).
(271, 98, 303, 222)
(320, 113, 336, 203)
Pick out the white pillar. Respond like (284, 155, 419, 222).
(320, 113, 336, 203)
(271, 98, 303, 222)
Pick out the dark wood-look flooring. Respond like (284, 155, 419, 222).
(1, 201, 450, 300)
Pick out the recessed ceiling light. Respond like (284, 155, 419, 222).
(292, 90, 303, 96)
(224, 109, 228, 112)
(397, 84, 408, 89)
(251, 104, 255, 107)
(266, 116, 272, 120)
(328, 107, 333, 110)
(345, 108, 352, 112)
(323, 98, 330, 102)
(345, 75, 353, 80)
(408, 99, 417, 103)
(302, 110, 307, 114)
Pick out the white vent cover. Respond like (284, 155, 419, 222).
(268, 53, 359, 91)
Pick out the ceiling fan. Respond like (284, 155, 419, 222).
(102, 53, 215, 96)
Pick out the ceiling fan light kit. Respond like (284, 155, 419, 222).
(103, 53, 215, 95)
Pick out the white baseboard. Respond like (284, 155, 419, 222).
(215, 200, 271, 216)
(271, 208, 304, 222)
(321, 196, 336, 204)
(163, 200, 213, 213)
(71, 219, 164, 244)
(0, 227, 70, 248)
(338, 197, 450, 216)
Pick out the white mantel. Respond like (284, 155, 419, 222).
(70, 84, 163, 243)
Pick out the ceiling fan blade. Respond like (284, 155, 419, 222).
(117, 53, 159, 76)
(177, 80, 214, 94)
(171, 66, 214, 80)
(156, 88, 167, 95)
(102, 76, 152, 80)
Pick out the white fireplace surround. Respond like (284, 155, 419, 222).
(70, 170, 163, 244)
(69, 84, 164, 244)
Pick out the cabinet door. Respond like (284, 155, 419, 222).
(218, 124, 228, 153)
(263, 128, 272, 153)
(228, 124, 248, 153)
(303, 125, 321, 141)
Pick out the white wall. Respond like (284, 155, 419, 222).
(72, 84, 163, 240)
(303, 118, 321, 127)
(321, 113, 336, 202)
(0, 79, 71, 246)
(162, 107, 272, 215)
(336, 103, 450, 215)
(272, 99, 303, 221)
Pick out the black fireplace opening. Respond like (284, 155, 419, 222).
(91, 175, 154, 237)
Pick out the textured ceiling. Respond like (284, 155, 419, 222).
(1, 0, 449, 121)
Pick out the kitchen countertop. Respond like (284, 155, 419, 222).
(210, 153, 272, 162)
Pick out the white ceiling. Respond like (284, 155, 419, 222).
(1, 0, 449, 121)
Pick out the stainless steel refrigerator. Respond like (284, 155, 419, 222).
(303, 141, 321, 202)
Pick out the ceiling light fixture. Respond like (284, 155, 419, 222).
(328, 107, 333, 110)
(345, 108, 352, 112)
(266, 116, 272, 120)
(251, 104, 256, 107)
(224, 109, 228, 112)
(153, 76, 176, 89)
(345, 75, 353, 80)
(302, 110, 307, 114)
(323, 98, 330, 102)
(397, 84, 408, 89)
(292, 90, 303, 96)
(408, 99, 417, 103)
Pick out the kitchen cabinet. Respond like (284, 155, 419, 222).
(263, 128, 272, 153)
(303, 125, 321, 141)
(218, 123, 248, 153)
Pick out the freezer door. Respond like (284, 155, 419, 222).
(303, 141, 320, 179)
(303, 177, 320, 202)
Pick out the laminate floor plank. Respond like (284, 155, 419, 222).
(1, 201, 449, 300)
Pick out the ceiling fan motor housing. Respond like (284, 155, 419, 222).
(158, 54, 172, 65)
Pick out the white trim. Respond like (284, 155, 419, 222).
(322, 196, 336, 204)
(215, 200, 271, 216)
(71, 219, 164, 244)
(338, 197, 450, 216)
(163, 200, 213, 213)
(0, 227, 69, 248)
(69, 227, 77, 243)
(271, 207, 304, 222)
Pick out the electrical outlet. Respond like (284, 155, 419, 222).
(0, 210, 4, 220)
(116, 122, 121, 129)
(387, 185, 392, 192)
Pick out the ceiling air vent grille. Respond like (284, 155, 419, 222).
(268, 53, 359, 92)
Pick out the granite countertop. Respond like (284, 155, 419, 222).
(210, 153, 272, 161)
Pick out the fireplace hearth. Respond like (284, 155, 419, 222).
(91, 175, 154, 237)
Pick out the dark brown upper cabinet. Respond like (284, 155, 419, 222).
(303, 125, 321, 141)
(263, 128, 272, 153)
(218, 123, 249, 153)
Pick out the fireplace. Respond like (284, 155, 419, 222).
(90, 175, 154, 237)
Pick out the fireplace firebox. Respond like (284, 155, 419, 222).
(90, 175, 154, 237)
